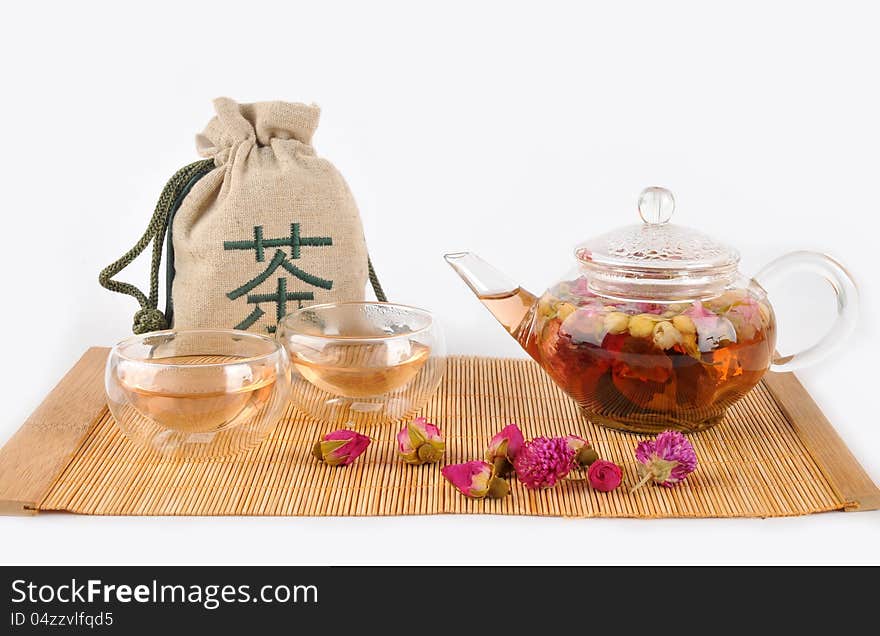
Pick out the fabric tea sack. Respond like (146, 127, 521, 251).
(100, 97, 384, 334)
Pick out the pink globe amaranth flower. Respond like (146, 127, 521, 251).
(588, 460, 623, 492)
(632, 430, 698, 492)
(441, 461, 493, 498)
(313, 430, 371, 467)
(397, 417, 445, 465)
(513, 437, 576, 490)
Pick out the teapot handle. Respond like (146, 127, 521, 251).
(754, 251, 858, 373)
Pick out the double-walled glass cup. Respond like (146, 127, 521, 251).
(106, 329, 291, 459)
(277, 302, 446, 428)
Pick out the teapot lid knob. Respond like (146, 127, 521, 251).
(638, 186, 675, 225)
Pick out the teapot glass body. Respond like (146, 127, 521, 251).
(516, 271, 775, 433)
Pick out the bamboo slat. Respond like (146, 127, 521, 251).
(763, 372, 880, 512)
(10, 352, 872, 518)
(0, 348, 108, 515)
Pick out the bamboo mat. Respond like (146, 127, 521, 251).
(2, 349, 878, 517)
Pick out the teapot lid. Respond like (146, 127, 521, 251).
(575, 187, 739, 299)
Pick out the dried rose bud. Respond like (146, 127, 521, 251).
(441, 461, 509, 499)
(631, 430, 698, 492)
(588, 460, 623, 492)
(565, 434, 599, 468)
(312, 430, 371, 467)
(485, 424, 524, 477)
(396, 417, 445, 465)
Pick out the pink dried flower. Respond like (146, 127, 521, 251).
(633, 302, 666, 315)
(631, 430, 698, 492)
(513, 437, 576, 489)
(312, 430, 371, 467)
(485, 424, 524, 476)
(487, 424, 524, 460)
(684, 301, 737, 351)
(441, 461, 509, 499)
(725, 296, 763, 340)
(684, 300, 715, 321)
(569, 277, 593, 299)
(397, 417, 445, 465)
(561, 306, 606, 346)
(588, 460, 623, 492)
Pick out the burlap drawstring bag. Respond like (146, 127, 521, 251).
(100, 97, 385, 334)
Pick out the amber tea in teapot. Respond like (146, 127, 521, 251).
(525, 284, 776, 431)
(449, 187, 857, 434)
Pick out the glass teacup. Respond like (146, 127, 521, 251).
(277, 302, 446, 428)
(106, 329, 291, 458)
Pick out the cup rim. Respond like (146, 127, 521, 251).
(279, 301, 435, 341)
(111, 329, 284, 368)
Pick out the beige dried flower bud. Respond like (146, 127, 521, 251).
(710, 289, 748, 312)
(672, 314, 696, 335)
(681, 332, 700, 358)
(653, 321, 683, 350)
(604, 311, 630, 335)
(537, 296, 557, 319)
(628, 314, 656, 338)
(556, 302, 577, 322)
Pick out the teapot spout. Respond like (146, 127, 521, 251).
(444, 252, 539, 350)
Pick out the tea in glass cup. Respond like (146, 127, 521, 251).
(278, 302, 446, 427)
(106, 330, 291, 458)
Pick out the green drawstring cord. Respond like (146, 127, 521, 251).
(100, 159, 389, 334)
(367, 257, 387, 302)
(98, 159, 215, 334)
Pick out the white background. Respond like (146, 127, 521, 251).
(1, 1, 877, 565)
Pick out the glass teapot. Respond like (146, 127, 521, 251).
(445, 187, 858, 434)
